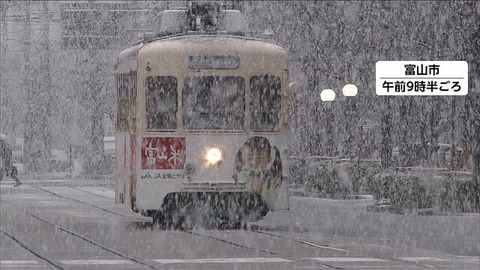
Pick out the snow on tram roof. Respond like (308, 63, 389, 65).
(116, 34, 286, 64)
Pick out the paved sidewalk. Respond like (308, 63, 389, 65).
(254, 196, 480, 257)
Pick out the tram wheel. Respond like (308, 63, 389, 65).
(152, 211, 166, 228)
(162, 212, 183, 230)
(232, 221, 247, 230)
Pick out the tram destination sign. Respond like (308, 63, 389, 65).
(376, 61, 468, 96)
(188, 55, 240, 70)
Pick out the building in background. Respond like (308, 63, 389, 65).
(0, 1, 161, 173)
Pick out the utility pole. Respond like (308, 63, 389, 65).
(41, 0, 53, 157)
(472, 95, 480, 210)
(0, 2, 6, 137)
(23, 1, 40, 174)
(84, 0, 106, 176)
(86, 48, 106, 175)
(450, 98, 456, 172)
(324, 102, 336, 157)
(466, 2, 480, 211)
(0, 2, 17, 141)
(398, 97, 413, 167)
(23, 1, 53, 174)
(380, 97, 392, 168)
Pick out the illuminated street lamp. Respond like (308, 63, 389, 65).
(319, 84, 359, 158)
(342, 83, 358, 97)
(320, 83, 358, 101)
(320, 88, 336, 101)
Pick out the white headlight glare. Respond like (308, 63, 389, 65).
(206, 147, 222, 165)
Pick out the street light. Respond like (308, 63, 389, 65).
(319, 84, 359, 158)
(341, 83, 358, 158)
(320, 88, 336, 101)
(342, 83, 358, 97)
(320, 83, 358, 101)
(319, 88, 336, 156)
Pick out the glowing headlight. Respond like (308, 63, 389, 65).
(206, 147, 223, 165)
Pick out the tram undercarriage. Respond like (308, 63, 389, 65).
(149, 192, 269, 229)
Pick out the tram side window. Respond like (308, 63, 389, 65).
(130, 71, 137, 130)
(117, 73, 129, 132)
(250, 75, 281, 132)
(183, 76, 245, 130)
(145, 76, 177, 130)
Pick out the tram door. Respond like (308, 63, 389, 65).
(115, 73, 125, 204)
(115, 134, 127, 204)
(115, 71, 136, 207)
(114, 134, 132, 208)
(128, 71, 137, 210)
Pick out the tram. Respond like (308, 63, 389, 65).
(114, 2, 295, 228)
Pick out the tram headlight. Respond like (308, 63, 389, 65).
(206, 147, 223, 166)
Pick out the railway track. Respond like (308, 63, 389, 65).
(2, 185, 341, 269)
(0, 197, 164, 270)
(36, 185, 352, 269)
(0, 184, 462, 270)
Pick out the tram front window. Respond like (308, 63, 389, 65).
(250, 75, 281, 132)
(183, 76, 245, 130)
(146, 76, 177, 130)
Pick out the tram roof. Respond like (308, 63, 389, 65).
(116, 34, 287, 64)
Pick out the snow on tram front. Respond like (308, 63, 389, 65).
(114, 1, 296, 228)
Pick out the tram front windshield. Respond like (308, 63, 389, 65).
(183, 76, 245, 130)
